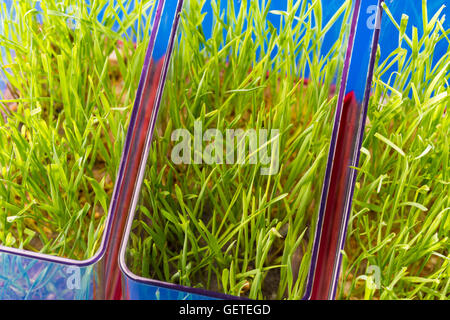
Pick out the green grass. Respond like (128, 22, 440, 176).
(126, 0, 353, 299)
(338, 2, 449, 300)
(0, 0, 155, 259)
(126, 0, 449, 300)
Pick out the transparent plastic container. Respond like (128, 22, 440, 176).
(118, 0, 369, 300)
(0, 0, 171, 300)
(119, 0, 449, 300)
(331, 0, 448, 300)
(308, 0, 449, 300)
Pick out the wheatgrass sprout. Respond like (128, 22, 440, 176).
(125, 0, 353, 300)
(0, 0, 155, 259)
(338, 1, 449, 300)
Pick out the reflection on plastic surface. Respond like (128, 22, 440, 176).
(119, 0, 360, 301)
(0, 252, 94, 300)
(122, 277, 216, 300)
